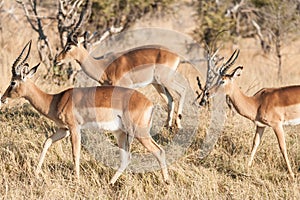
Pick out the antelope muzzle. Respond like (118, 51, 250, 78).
(199, 91, 209, 106)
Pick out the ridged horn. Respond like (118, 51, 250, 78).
(219, 49, 240, 75)
(12, 40, 32, 76)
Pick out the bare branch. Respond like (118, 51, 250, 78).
(17, 0, 39, 32)
(57, 0, 91, 47)
(225, 0, 245, 18)
(194, 76, 204, 105)
(72, 0, 91, 35)
(67, 0, 83, 16)
(17, 0, 53, 71)
(204, 46, 224, 90)
(90, 25, 125, 49)
(252, 20, 271, 53)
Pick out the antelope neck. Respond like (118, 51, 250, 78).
(228, 84, 259, 121)
(23, 80, 55, 117)
(75, 47, 106, 83)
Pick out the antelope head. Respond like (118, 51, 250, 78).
(1, 40, 40, 103)
(55, 32, 85, 65)
(199, 49, 241, 106)
(194, 47, 223, 107)
(55, 0, 91, 65)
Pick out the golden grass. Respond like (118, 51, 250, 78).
(0, 105, 299, 199)
(0, 1, 300, 199)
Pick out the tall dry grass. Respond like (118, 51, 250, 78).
(0, 1, 300, 199)
(0, 103, 299, 199)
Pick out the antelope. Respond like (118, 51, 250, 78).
(1, 40, 169, 184)
(55, 37, 186, 129)
(199, 49, 299, 179)
(54, 4, 186, 129)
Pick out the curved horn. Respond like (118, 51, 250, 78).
(219, 49, 240, 75)
(12, 40, 32, 76)
(20, 40, 32, 66)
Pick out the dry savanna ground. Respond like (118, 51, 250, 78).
(0, 1, 300, 199)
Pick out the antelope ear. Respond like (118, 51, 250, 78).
(26, 63, 40, 78)
(229, 66, 243, 78)
(70, 34, 78, 45)
(20, 63, 29, 80)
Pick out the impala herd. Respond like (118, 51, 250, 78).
(0, 35, 299, 183)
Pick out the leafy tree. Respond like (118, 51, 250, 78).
(194, 0, 235, 50)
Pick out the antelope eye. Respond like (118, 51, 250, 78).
(219, 80, 225, 84)
(10, 81, 16, 86)
(65, 45, 72, 52)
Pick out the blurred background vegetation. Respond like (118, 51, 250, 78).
(194, 0, 300, 81)
(4, 0, 299, 83)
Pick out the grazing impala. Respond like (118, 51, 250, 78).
(54, 4, 186, 129)
(55, 34, 186, 129)
(1, 40, 169, 184)
(199, 49, 299, 179)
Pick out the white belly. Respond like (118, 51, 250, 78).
(283, 118, 300, 126)
(282, 104, 300, 126)
(74, 108, 123, 131)
(116, 66, 155, 88)
(81, 120, 123, 131)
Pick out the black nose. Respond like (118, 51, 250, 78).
(200, 99, 207, 106)
(1, 97, 7, 104)
(53, 54, 62, 66)
(53, 57, 58, 66)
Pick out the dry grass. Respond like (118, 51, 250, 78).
(0, 103, 299, 199)
(0, 1, 300, 199)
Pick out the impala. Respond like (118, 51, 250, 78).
(1, 40, 169, 184)
(199, 49, 299, 179)
(55, 25, 186, 130)
(55, 35, 187, 129)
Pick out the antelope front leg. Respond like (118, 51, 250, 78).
(163, 89, 175, 128)
(273, 124, 295, 179)
(152, 84, 175, 128)
(248, 126, 265, 167)
(36, 128, 70, 175)
(175, 84, 186, 129)
(110, 131, 132, 184)
(70, 126, 81, 179)
(110, 149, 131, 184)
(170, 78, 187, 129)
(137, 137, 169, 183)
